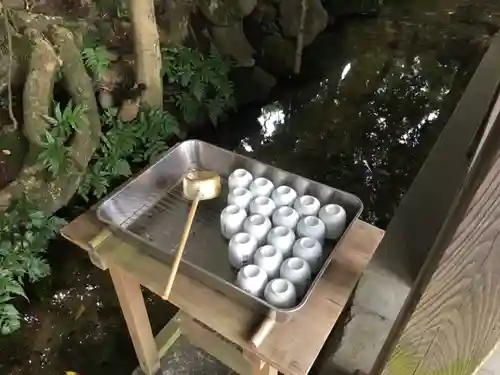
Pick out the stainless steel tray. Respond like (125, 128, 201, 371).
(96, 140, 363, 321)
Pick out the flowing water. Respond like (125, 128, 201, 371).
(1, 1, 500, 374)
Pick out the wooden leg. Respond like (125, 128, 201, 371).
(250, 360, 278, 375)
(110, 266, 160, 375)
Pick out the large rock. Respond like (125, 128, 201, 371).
(158, 0, 194, 44)
(211, 22, 255, 67)
(279, 0, 328, 46)
(322, 0, 382, 17)
(230, 66, 277, 106)
(261, 34, 295, 75)
(197, 0, 257, 25)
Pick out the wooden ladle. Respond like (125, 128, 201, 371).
(162, 170, 221, 300)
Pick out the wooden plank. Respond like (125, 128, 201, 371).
(109, 266, 160, 375)
(155, 313, 182, 360)
(62, 217, 383, 375)
(372, 89, 500, 375)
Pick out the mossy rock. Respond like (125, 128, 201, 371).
(261, 34, 295, 75)
(197, 0, 257, 25)
(322, 0, 382, 17)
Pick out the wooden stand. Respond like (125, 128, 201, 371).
(62, 212, 383, 375)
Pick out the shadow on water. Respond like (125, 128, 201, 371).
(1, 1, 500, 374)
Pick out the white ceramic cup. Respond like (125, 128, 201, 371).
(266, 226, 296, 258)
(293, 195, 321, 217)
(272, 206, 300, 230)
(227, 187, 254, 210)
(292, 237, 323, 273)
(220, 205, 247, 240)
(318, 204, 347, 240)
(243, 214, 272, 245)
(264, 278, 297, 309)
(249, 196, 276, 218)
(271, 185, 298, 207)
(297, 215, 326, 244)
(254, 245, 284, 279)
(228, 232, 258, 269)
(249, 177, 274, 197)
(228, 168, 253, 190)
(236, 264, 268, 297)
(280, 257, 311, 298)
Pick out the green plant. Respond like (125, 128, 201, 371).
(78, 107, 180, 200)
(161, 45, 235, 125)
(81, 45, 114, 79)
(0, 195, 66, 335)
(38, 101, 87, 178)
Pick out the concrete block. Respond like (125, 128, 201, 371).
(331, 307, 394, 374)
(353, 263, 410, 321)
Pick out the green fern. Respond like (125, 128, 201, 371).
(0, 195, 65, 335)
(161, 45, 235, 126)
(81, 46, 114, 79)
(79, 107, 180, 200)
(38, 101, 87, 178)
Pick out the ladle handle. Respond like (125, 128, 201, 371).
(162, 193, 201, 300)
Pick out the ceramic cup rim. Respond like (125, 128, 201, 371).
(243, 264, 261, 278)
(299, 195, 317, 206)
(272, 226, 289, 237)
(233, 169, 249, 178)
(255, 196, 271, 205)
(271, 278, 290, 294)
(288, 257, 305, 270)
(254, 177, 270, 187)
(259, 245, 277, 257)
(278, 206, 294, 217)
(324, 204, 342, 215)
(249, 214, 266, 225)
(300, 237, 317, 248)
(225, 205, 241, 215)
(233, 187, 249, 196)
(234, 232, 251, 244)
(304, 216, 320, 226)
(277, 186, 292, 194)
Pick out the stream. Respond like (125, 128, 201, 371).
(1, 1, 500, 374)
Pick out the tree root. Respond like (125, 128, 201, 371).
(22, 28, 59, 145)
(0, 26, 101, 214)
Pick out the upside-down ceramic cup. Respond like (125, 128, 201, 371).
(280, 257, 311, 298)
(264, 278, 297, 309)
(249, 177, 274, 197)
(266, 226, 296, 258)
(293, 195, 321, 217)
(228, 232, 258, 269)
(236, 264, 268, 297)
(253, 245, 284, 279)
(318, 204, 347, 240)
(271, 185, 298, 207)
(297, 215, 326, 244)
(220, 205, 247, 240)
(228, 169, 253, 190)
(249, 196, 276, 218)
(292, 237, 323, 273)
(272, 206, 300, 230)
(243, 214, 272, 245)
(227, 187, 254, 210)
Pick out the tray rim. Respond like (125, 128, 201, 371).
(96, 139, 364, 314)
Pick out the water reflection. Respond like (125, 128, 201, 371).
(229, 6, 498, 228)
